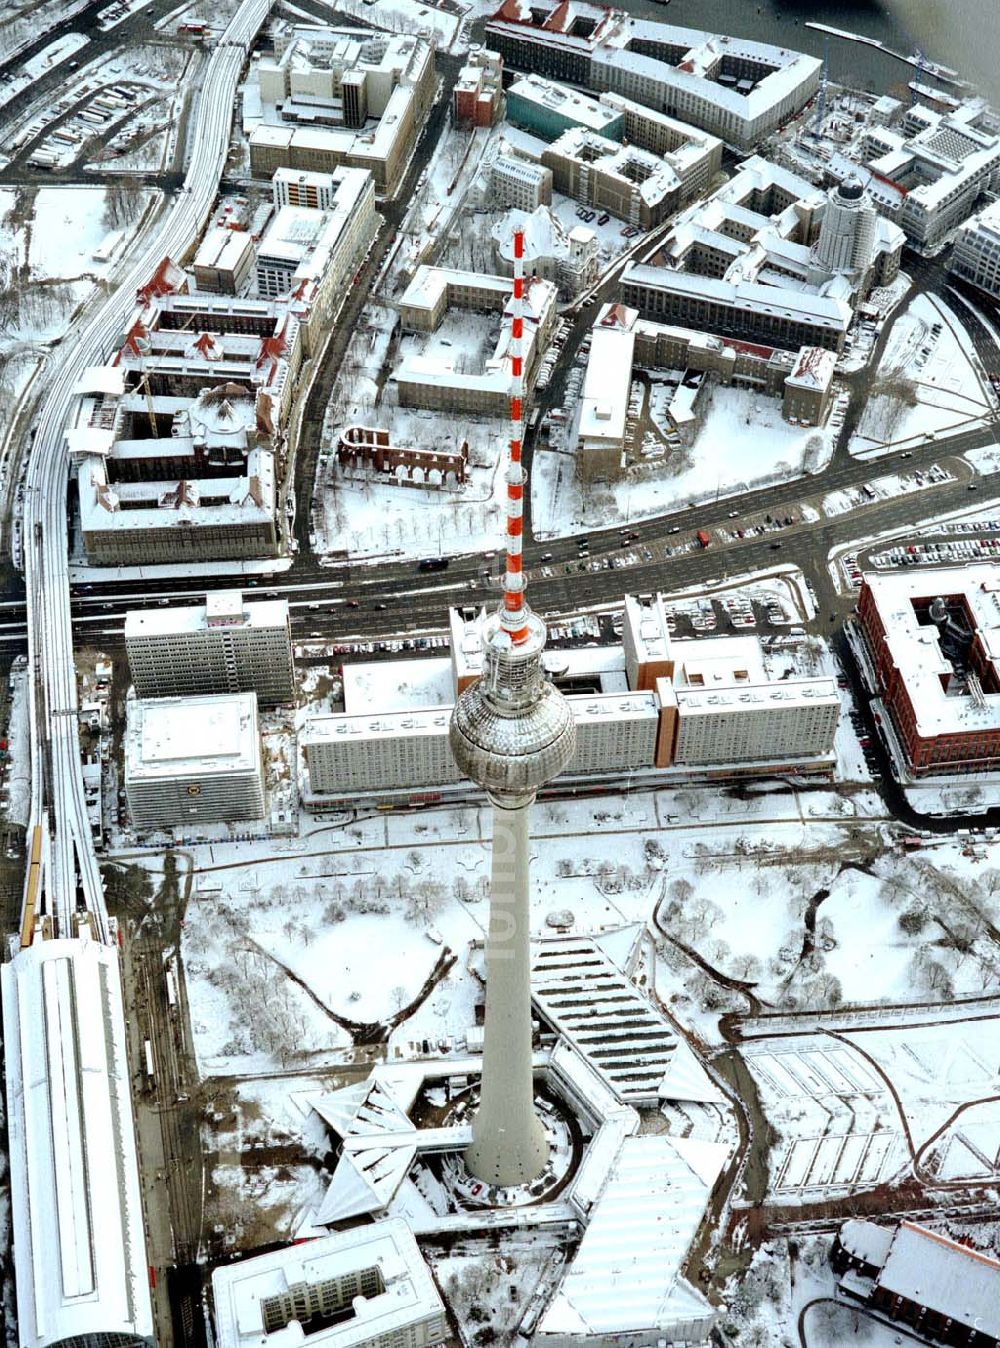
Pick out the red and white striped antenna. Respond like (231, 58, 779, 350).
(501, 226, 530, 646)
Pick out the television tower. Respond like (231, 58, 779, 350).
(450, 229, 576, 1188)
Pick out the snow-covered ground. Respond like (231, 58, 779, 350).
(533, 383, 833, 539)
(312, 0, 462, 49)
(849, 292, 993, 458)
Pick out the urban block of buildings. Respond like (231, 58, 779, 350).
(950, 200, 1000, 299)
(485, 1, 822, 148)
(452, 47, 504, 127)
(574, 301, 836, 481)
(392, 266, 558, 414)
(495, 85, 722, 228)
(249, 25, 436, 195)
(834, 1219, 1000, 1348)
(298, 593, 838, 806)
(492, 204, 598, 296)
(125, 589, 295, 705)
(211, 1219, 448, 1348)
(843, 98, 1000, 250)
(855, 565, 1000, 778)
(124, 691, 266, 831)
(621, 156, 904, 353)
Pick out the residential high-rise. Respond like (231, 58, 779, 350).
(449, 228, 576, 1187)
(125, 590, 295, 705)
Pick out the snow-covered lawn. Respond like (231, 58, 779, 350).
(533, 383, 832, 539)
(29, 187, 120, 280)
(849, 293, 993, 459)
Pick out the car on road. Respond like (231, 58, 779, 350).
(347, 599, 360, 608)
(770, 541, 782, 550)
(540, 552, 553, 561)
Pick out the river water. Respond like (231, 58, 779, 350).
(622, 0, 928, 97)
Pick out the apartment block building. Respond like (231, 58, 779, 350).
(852, 100, 1000, 250)
(212, 1219, 448, 1348)
(856, 565, 1000, 776)
(272, 166, 343, 211)
(125, 590, 295, 705)
(619, 153, 903, 353)
(125, 692, 266, 831)
(950, 201, 1000, 298)
(485, 0, 822, 148)
(508, 73, 622, 141)
(393, 267, 558, 414)
(300, 593, 838, 804)
(621, 264, 852, 352)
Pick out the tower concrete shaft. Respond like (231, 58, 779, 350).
(464, 801, 547, 1185)
(448, 227, 575, 1187)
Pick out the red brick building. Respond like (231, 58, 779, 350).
(453, 49, 504, 127)
(856, 565, 1000, 775)
(834, 1219, 1000, 1348)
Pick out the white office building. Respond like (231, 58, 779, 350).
(950, 200, 1000, 298)
(125, 692, 266, 831)
(125, 590, 295, 705)
(272, 166, 343, 211)
(212, 1219, 447, 1348)
(844, 99, 1000, 250)
(255, 169, 377, 336)
(490, 154, 553, 211)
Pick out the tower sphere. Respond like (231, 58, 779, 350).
(449, 611, 576, 807)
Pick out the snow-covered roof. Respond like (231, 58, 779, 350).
(531, 936, 710, 1104)
(342, 657, 454, 714)
(623, 263, 853, 331)
(486, 5, 820, 143)
(786, 345, 837, 391)
(510, 73, 621, 133)
(578, 325, 634, 448)
(124, 594, 289, 641)
(876, 1222, 1000, 1338)
(1, 938, 154, 1347)
(862, 565, 1000, 737)
(537, 1134, 726, 1341)
(838, 1218, 894, 1268)
(211, 1219, 445, 1348)
(194, 227, 254, 273)
(125, 692, 261, 780)
(73, 364, 126, 395)
(546, 128, 682, 207)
